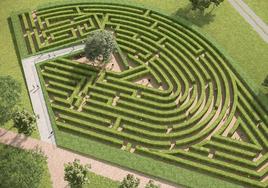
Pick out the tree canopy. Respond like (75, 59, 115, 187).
(13, 109, 36, 135)
(64, 159, 91, 187)
(0, 145, 47, 188)
(84, 30, 116, 64)
(189, 0, 224, 12)
(0, 76, 21, 124)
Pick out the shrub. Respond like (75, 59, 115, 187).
(119, 174, 140, 188)
(13, 109, 36, 135)
(0, 76, 21, 124)
(64, 159, 91, 187)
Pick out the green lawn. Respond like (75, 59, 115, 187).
(243, 0, 268, 24)
(85, 172, 120, 188)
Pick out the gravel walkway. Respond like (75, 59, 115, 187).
(0, 128, 180, 188)
(228, 0, 268, 43)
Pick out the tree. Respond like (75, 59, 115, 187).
(13, 109, 36, 135)
(64, 159, 91, 187)
(84, 30, 116, 65)
(0, 145, 47, 188)
(189, 0, 224, 12)
(145, 180, 161, 188)
(0, 76, 21, 124)
(119, 174, 140, 188)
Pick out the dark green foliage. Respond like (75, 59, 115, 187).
(0, 145, 47, 188)
(0, 76, 21, 124)
(13, 109, 36, 135)
(145, 180, 161, 188)
(64, 159, 91, 188)
(119, 174, 140, 188)
(189, 0, 224, 12)
(84, 30, 116, 64)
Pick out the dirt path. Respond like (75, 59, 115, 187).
(0, 128, 179, 188)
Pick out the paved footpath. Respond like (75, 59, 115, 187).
(0, 128, 179, 188)
(228, 0, 268, 43)
(22, 45, 84, 144)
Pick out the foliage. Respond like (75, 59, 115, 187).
(0, 145, 47, 188)
(0, 76, 21, 124)
(145, 180, 161, 188)
(13, 109, 36, 135)
(64, 159, 91, 187)
(189, 0, 224, 12)
(119, 174, 140, 188)
(84, 30, 116, 64)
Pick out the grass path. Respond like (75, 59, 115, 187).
(0, 128, 179, 188)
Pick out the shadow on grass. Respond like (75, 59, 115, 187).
(171, 4, 216, 27)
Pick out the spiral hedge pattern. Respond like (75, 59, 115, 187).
(13, 3, 268, 187)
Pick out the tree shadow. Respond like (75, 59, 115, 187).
(171, 4, 216, 27)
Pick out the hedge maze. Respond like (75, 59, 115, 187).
(14, 3, 268, 187)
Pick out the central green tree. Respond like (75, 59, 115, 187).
(84, 30, 116, 66)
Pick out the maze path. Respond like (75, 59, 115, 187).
(14, 3, 268, 187)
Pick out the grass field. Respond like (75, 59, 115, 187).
(243, 0, 268, 24)
(85, 172, 120, 188)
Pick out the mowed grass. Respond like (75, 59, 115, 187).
(243, 0, 268, 24)
(85, 172, 120, 188)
